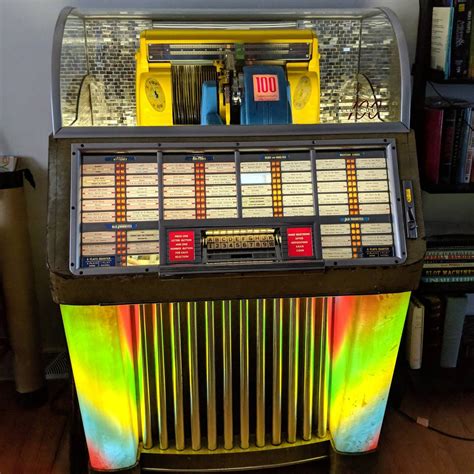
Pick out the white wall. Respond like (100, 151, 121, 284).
(0, 0, 419, 349)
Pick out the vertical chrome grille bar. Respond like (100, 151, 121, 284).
(302, 298, 316, 441)
(187, 302, 201, 451)
(256, 299, 266, 448)
(318, 297, 330, 438)
(240, 300, 250, 449)
(138, 305, 153, 449)
(272, 298, 283, 446)
(205, 301, 217, 451)
(287, 298, 300, 443)
(222, 300, 233, 450)
(170, 303, 185, 450)
(153, 304, 168, 449)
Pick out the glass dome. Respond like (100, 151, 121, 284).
(51, 7, 411, 136)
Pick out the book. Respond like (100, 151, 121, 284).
(463, 112, 474, 181)
(405, 297, 425, 369)
(422, 275, 474, 283)
(422, 107, 444, 184)
(425, 238, 474, 262)
(425, 250, 474, 261)
(440, 295, 468, 367)
(467, 293, 474, 314)
(470, 1, 474, 77)
(432, 6, 454, 77)
(424, 267, 474, 276)
(451, 0, 472, 79)
(456, 107, 473, 182)
(439, 107, 458, 184)
(418, 295, 445, 367)
(449, 106, 468, 182)
(459, 314, 474, 365)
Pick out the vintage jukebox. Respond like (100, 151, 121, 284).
(48, 7, 425, 473)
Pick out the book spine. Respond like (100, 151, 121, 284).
(439, 108, 458, 184)
(426, 248, 474, 256)
(425, 255, 474, 261)
(456, 107, 473, 183)
(406, 302, 424, 370)
(470, 1, 474, 77)
(424, 261, 474, 267)
(451, 0, 471, 78)
(420, 296, 444, 368)
(422, 275, 474, 282)
(467, 1, 474, 76)
(463, 112, 474, 181)
(459, 316, 474, 366)
(423, 107, 444, 184)
(423, 268, 474, 276)
(440, 296, 467, 367)
(450, 107, 467, 182)
(431, 5, 455, 77)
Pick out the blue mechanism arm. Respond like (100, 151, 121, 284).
(201, 81, 224, 125)
(240, 65, 292, 125)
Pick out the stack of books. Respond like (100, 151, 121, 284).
(431, 0, 474, 80)
(422, 236, 474, 283)
(421, 100, 474, 186)
(406, 294, 472, 369)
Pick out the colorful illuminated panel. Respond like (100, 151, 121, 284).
(61, 292, 409, 469)
(329, 292, 410, 453)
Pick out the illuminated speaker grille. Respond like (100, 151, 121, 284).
(136, 298, 329, 453)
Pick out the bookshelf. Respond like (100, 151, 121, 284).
(405, 1, 474, 375)
(413, 0, 474, 194)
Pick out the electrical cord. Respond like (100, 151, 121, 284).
(394, 406, 474, 442)
(427, 80, 474, 132)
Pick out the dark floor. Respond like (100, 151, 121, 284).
(0, 371, 473, 474)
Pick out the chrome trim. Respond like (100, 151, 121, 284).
(55, 8, 386, 21)
(139, 305, 153, 449)
(287, 298, 300, 444)
(51, 6, 74, 135)
(53, 121, 409, 138)
(255, 299, 266, 448)
(379, 7, 412, 128)
(187, 302, 201, 451)
(141, 452, 329, 472)
(153, 304, 168, 450)
(272, 299, 283, 446)
(302, 298, 316, 441)
(205, 301, 217, 451)
(170, 303, 185, 450)
(222, 301, 233, 450)
(317, 298, 330, 438)
(239, 300, 250, 449)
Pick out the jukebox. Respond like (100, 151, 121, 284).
(48, 7, 425, 473)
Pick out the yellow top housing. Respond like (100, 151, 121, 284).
(136, 29, 320, 126)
